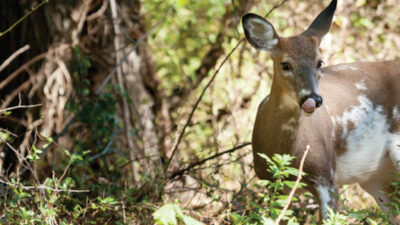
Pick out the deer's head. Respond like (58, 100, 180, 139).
(242, 0, 337, 113)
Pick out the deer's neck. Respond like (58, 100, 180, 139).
(268, 78, 302, 128)
(254, 79, 303, 154)
(268, 86, 301, 139)
(252, 80, 305, 178)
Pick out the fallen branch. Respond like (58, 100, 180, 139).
(274, 145, 310, 225)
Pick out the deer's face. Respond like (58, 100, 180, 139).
(273, 36, 324, 113)
(242, 0, 337, 113)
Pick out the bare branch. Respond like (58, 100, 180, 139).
(0, 45, 30, 73)
(0, 0, 49, 37)
(265, 0, 290, 18)
(0, 104, 41, 114)
(168, 142, 251, 180)
(0, 179, 89, 193)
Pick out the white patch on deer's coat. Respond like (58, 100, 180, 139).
(334, 95, 390, 185)
(355, 80, 367, 91)
(316, 185, 332, 218)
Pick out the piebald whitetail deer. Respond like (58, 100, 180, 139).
(243, 0, 400, 223)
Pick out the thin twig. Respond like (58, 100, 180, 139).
(265, 0, 290, 18)
(0, 45, 30, 73)
(0, 104, 42, 114)
(89, 129, 120, 161)
(168, 142, 251, 180)
(0, 179, 89, 193)
(274, 145, 311, 225)
(0, 0, 49, 37)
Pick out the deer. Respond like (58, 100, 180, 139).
(242, 0, 400, 223)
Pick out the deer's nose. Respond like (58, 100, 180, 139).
(300, 92, 323, 108)
(311, 93, 323, 107)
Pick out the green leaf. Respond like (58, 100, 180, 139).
(181, 215, 204, 225)
(2, 110, 11, 116)
(153, 204, 204, 225)
(260, 216, 274, 225)
(153, 204, 178, 225)
(177, 0, 189, 7)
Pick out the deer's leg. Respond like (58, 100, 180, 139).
(314, 184, 338, 221)
(360, 181, 400, 225)
(307, 173, 338, 222)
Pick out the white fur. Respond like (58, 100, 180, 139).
(282, 70, 294, 78)
(299, 89, 312, 98)
(355, 80, 367, 90)
(247, 18, 278, 50)
(334, 95, 390, 185)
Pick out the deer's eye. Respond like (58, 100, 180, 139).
(281, 62, 292, 71)
(317, 60, 324, 69)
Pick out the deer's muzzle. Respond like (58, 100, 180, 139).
(300, 93, 323, 113)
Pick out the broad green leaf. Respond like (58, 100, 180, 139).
(153, 204, 178, 225)
(181, 215, 204, 225)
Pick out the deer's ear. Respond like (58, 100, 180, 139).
(242, 13, 279, 51)
(302, 0, 337, 41)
